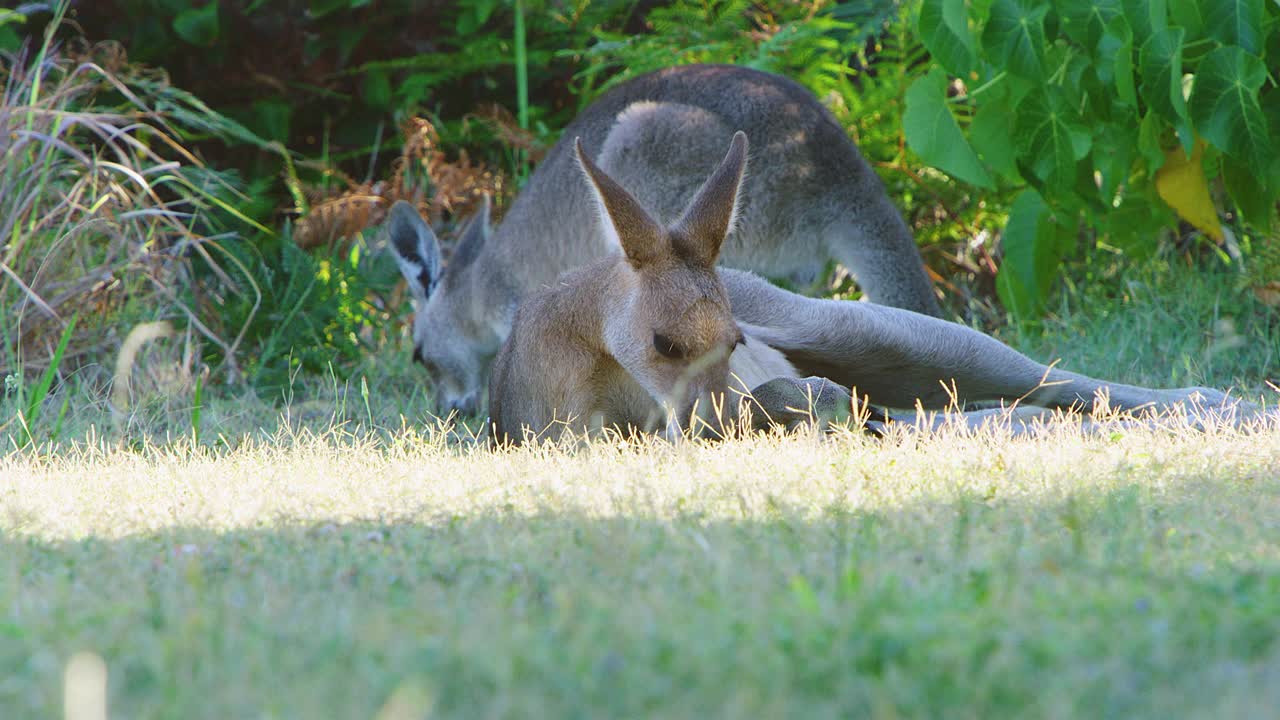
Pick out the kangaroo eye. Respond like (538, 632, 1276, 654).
(653, 333, 685, 360)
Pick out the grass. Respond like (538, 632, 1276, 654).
(2, 260, 1279, 718)
(0, 18, 268, 395)
(3, 419, 1279, 718)
(998, 259, 1278, 395)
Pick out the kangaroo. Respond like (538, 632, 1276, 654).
(490, 132, 756, 442)
(388, 64, 940, 414)
(489, 132, 1249, 445)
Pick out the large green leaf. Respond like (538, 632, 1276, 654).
(1093, 123, 1137, 200)
(982, 0, 1049, 79)
(995, 189, 1076, 319)
(1138, 27, 1193, 150)
(1204, 0, 1265, 54)
(1111, 24, 1138, 106)
(1169, 0, 1209, 41)
(969, 97, 1020, 181)
(1121, 0, 1168, 46)
(918, 0, 975, 75)
(1103, 195, 1170, 258)
(172, 2, 219, 46)
(1188, 45, 1271, 174)
(1223, 156, 1272, 231)
(904, 67, 994, 188)
(1137, 111, 1167, 171)
(1013, 87, 1092, 186)
(1059, 0, 1122, 50)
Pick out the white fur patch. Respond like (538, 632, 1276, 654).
(613, 100, 664, 130)
(724, 159, 745, 240)
(728, 330, 798, 393)
(576, 153, 624, 253)
(393, 256, 428, 302)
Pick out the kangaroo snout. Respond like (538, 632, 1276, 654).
(663, 390, 735, 441)
(664, 362, 737, 440)
(441, 392, 480, 417)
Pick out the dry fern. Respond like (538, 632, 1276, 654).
(293, 116, 507, 252)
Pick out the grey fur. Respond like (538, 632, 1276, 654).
(485, 122, 1254, 443)
(389, 65, 940, 412)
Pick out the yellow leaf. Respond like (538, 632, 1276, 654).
(1154, 138, 1223, 242)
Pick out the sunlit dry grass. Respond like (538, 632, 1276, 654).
(4, 414, 1280, 718)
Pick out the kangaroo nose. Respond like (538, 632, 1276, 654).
(446, 394, 479, 417)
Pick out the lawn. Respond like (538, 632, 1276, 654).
(3, 266, 1279, 719)
(3, 420, 1280, 718)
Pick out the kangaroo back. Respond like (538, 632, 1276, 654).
(493, 64, 941, 314)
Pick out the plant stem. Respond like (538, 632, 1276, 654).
(514, 0, 529, 180)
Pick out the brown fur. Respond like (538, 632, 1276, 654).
(490, 133, 749, 444)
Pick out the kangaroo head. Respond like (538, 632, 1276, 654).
(388, 196, 495, 415)
(576, 131, 748, 437)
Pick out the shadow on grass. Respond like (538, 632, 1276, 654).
(5, 481, 1280, 719)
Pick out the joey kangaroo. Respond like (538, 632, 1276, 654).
(389, 64, 940, 414)
(490, 132, 757, 442)
(489, 131, 1248, 445)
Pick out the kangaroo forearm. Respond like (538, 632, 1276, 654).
(723, 278, 1131, 409)
(835, 307, 1164, 409)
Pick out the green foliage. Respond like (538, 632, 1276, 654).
(59, 0, 636, 185)
(172, 2, 219, 46)
(903, 67, 992, 189)
(197, 227, 402, 393)
(912, 0, 1280, 319)
(15, 316, 76, 447)
(577, 0, 901, 99)
(994, 191, 1075, 320)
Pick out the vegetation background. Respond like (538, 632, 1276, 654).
(0, 0, 1276, 439)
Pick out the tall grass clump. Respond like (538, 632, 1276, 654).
(0, 14, 263, 442)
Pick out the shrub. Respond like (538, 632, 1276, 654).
(908, 0, 1280, 318)
(0, 8, 257, 390)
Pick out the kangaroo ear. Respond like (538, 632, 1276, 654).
(671, 130, 748, 268)
(574, 137, 666, 268)
(450, 193, 491, 271)
(387, 200, 442, 301)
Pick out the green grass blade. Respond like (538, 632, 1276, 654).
(22, 314, 77, 445)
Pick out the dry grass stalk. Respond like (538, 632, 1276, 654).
(1, 39, 247, 383)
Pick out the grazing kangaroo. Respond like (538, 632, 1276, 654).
(488, 132, 1246, 445)
(389, 64, 940, 414)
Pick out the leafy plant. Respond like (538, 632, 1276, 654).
(13, 315, 76, 446)
(576, 0, 899, 99)
(196, 224, 402, 393)
(0, 5, 266, 389)
(908, 0, 1280, 319)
